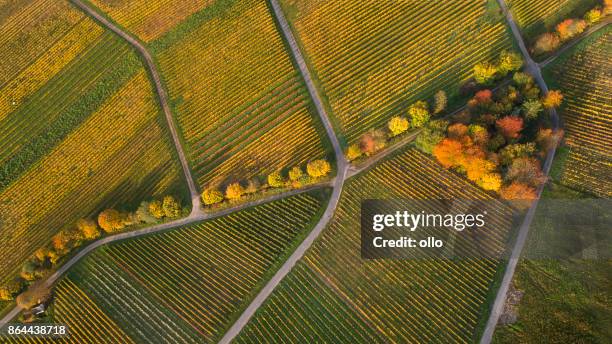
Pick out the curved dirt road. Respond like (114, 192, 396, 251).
(70, 0, 202, 215)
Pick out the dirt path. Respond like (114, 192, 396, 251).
(479, 1, 562, 343)
(70, 0, 202, 216)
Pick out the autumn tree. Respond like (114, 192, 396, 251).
(536, 128, 564, 154)
(478, 173, 502, 191)
(346, 143, 362, 160)
(388, 116, 409, 136)
(474, 89, 493, 104)
(522, 99, 543, 120)
(534, 33, 560, 53)
(433, 90, 447, 114)
(51, 231, 72, 252)
(148, 200, 164, 219)
(501, 182, 537, 201)
(542, 90, 563, 108)
(268, 171, 284, 188)
(225, 182, 245, 200)
(496, 116, 524, 140)
(498, 50, 523, 74)
(468, 124, 489, 145)
(0, 279, 24, 301)
(556, 19, 586, 40)
(162, 196, 181, 218)
(447, 123, 469, 140)
(464, 156, 496, 182)
(360, 129, 386, 155)
(76, 218, 100, 240)
(433, 138, 464, 168)
(202, 189, 224, 205)
(408, 101, 430, 128)
(507, 157, 547, 187)
(584, 8, 602, 24)
(245, 179, 259, 194)
(98, 209, 125, 232)
(473, 62, 498, 84)
(288, 166, 303, 181)
(499, 143, 536, 165)
(307, 159, 331, 178)
(136, 201, 157, 223)
(513, 72, 533, 86)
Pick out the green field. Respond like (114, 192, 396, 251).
(0, 0, 186, 285)
(21, 191, 330, 343)
(237, 148, 514, 343)
(279, 0, 514, 146)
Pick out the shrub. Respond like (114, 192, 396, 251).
(433, 90, 448, 114)
(267, 171, 284, 188)
(136, 201, 158, 223)
(388, 116, 409, 137)
(76, 218, 100, 240)
(162, 196, 181, 218)
(288, 166, 304, 181)
(408, 101, 431, 128)
(306, 159, 331, 178)
(225, 182, 245, 200)
(534, 33, 560, 53)
(148, 201, 165, 219)
(202, 189, 224, 205)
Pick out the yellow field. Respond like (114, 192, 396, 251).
(280, 0, 513, 144)
(547, 28, 611, 196)
(89, 0, 211, 42)
(155, 0, 327, 188)
(0, 71, 183, 283)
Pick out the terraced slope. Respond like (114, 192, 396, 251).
(544, 27, 611, 196)
(0, 0, 185, 284)
(20, 192, 328, 343)
(508, 0, 600, 39)
(89, 0, 212, 42)
(237, 149, 514, 343)
(278, 0, 513, 145)
(150, 0, 330, 190)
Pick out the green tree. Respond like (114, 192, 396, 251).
(415, 120, 448, 154)
(497, 50, 523, 75)
(0, 279, 24, 301)
(388, 116, 409, 136)
(202, 189, 224, 205)
(512, 72, 533, 86)
(522, 100, 543, 120)
(307, 159, 331, 178)
(408, 101, 430, 128)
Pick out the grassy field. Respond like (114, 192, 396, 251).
(508, 0, 600, 41)
(278, 0, 514, 146)
(148, 0, 330, 190)
(237, 148, 515, 343)
(14, 191, 330, 343)
(543, 26, 611, 197)
(88, 0, 212, 42)
(0, 0, 185, 284)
